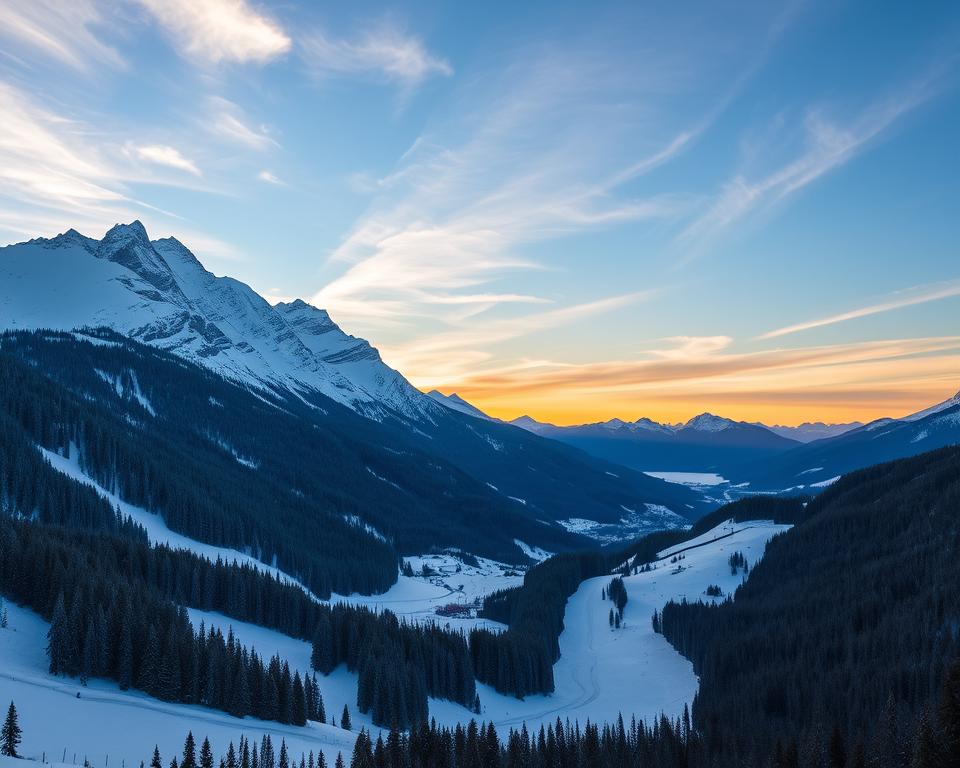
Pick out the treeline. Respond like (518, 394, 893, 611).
(657, 446, 960, 763)
(0, 517, 319, 724)
(311, 605, 476, 729)
(474, 551, 605, 697)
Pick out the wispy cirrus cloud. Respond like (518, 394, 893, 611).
(132, 144, 201, 176)
(257, 170, 284, 185)
(207, 97, 278, 150)
(0, 0, 124, 70)
(385, 291, 657, 385)
(0, 82, 238, 261)
(679, 67, 950, 249)
(300, 23, 452, 88)
(133, 0, 291, 65)
(759, 279, 960, 340)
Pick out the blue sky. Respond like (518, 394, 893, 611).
(1, 0, 958, 424)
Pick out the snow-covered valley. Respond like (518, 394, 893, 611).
(0, 513, 787, 767)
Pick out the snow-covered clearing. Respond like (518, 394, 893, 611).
(1, 519, 788, 759)
(0, 602, 357, 768)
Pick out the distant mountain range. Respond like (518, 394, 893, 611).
(503, 411, 801, 475)
(429, 389, 960, 496)
(0, 222, 707, 556)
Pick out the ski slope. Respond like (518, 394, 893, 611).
(432, 519, 790, 733)
(0, 602, 357, 768)
(38, 447, 312, 593)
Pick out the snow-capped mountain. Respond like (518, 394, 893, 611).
(0, 221, 439, 422)
(683, 413, 737, 433)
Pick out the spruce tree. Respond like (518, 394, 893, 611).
(200, 739, 213, 768)
(80, 619, 96, 686)
(350, 731, 374, 768)
(340, 704, 352, 731)
(47, 593, 70, 675)
(941, 657, 960, 766)
(117, 621, 134, 691)
(182, 732, 197, 768)
(151, 747, 163, 768)
(1, 701, 21, 758)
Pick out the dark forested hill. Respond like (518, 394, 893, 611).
(657, 446, 960, 763)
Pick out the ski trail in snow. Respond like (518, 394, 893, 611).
(492, 587, 601, 728)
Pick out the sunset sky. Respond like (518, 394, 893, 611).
(1, 1, 958, 425)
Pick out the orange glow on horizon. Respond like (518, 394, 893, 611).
(462, 387, 955, 427)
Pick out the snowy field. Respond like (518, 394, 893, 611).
(0, 602, 357, 768)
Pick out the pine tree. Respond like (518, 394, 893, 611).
(80, 618, 96, 686)
(292, 673, 306, 726)
(151, 747, 163, 768)
(1, 701, 22, 758)
(333, 755, 344, 768)
(350, 731, 374, 768)
(340, 704, 352, 731)
(829, 724, 846, 768)
(138, 625, 161, 695)
(47, 593, 70, 675)
(941, 658, 960, 766)
(117, 620, 134, 691)
(278, 740, 288, 768)
(200, 738, 213, 768)
(182, 732, 197, 768)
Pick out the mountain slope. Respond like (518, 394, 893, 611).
(657, 445, 960, 763)
(733, 391, 960, 490)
